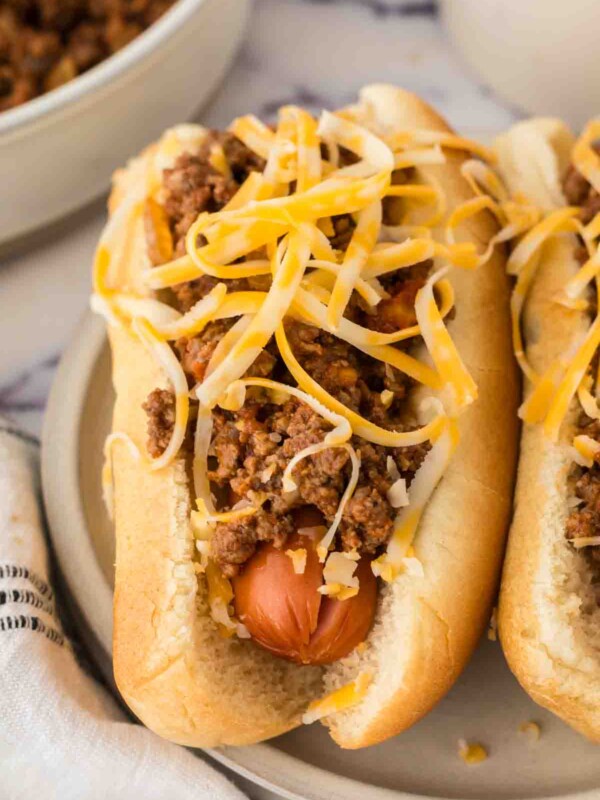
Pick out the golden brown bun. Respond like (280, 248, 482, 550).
(496, 119, 600, 741)
(105, 85, 518, 748)
(323, 85, 518, 747)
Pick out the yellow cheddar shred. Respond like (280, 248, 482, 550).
(302, 672, 372, 724)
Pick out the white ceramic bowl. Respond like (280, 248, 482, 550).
(0, 0, 250, 244)
(440, 0, 600, 131)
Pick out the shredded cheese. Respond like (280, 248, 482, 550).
(387, 477, 409, 508)
(285, 548, 307, 574)
(320, 550, 360, 599)
(131, 317, 189, 471)
(92, 102, 498, 623)
(374, 419, 459, 580)
(570, 434, 600, 468)
(276, 323, 446, 447)
(196, 232, 311, 409)
(101, 432, 142, 520)
(302, 672, 372, 724)
(571, 536, 600, 548)
(458, 740, 488, 765)
(571, 120, 600, 195)
(205, 559, 238, 637)
(518, 721, 541, 742)
(414, 269, 477, 412)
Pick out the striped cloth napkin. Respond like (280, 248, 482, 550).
(0, 420, 246, 800)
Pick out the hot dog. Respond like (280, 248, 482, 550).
(491, 118, 600, 740)
(93, 85, 518, 748)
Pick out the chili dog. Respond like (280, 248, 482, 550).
(93, 85, 518, 748)
(492, 118, 600, 740)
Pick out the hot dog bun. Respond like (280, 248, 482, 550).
(496, 119, 600, 740)
(105, 85, 518, 748)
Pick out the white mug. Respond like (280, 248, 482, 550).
(440, 0, 600, 130)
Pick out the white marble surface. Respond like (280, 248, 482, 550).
(0, 0, 520, 441)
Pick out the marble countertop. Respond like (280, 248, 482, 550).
(0, 0, 519, 439)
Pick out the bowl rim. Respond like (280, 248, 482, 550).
(0, 0, 208, 136)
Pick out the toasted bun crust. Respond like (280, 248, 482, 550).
(107, 85, 518, 748)
(496, 119, 600, 741)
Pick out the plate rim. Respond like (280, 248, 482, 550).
(42, 311, 600, 800)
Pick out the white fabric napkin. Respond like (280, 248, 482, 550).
(0, 420, 247, 800)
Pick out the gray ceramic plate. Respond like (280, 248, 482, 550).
(43, 311, 600, 800)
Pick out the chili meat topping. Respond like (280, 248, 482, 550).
(143, 129, 433, 577)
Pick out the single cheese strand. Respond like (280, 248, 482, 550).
(101, 295, 179, 328)
(510, 251, 543, 383)
(414, 269, 477, 411)
(206, 316, 252, 378)
(362, 239, 436, 278)
(295, 107, 321, 192)
(281, 442, 361, 560)
(327, 200, 382, 329)
(507, 207, 580, 276)
(303, 224, 337, 261)
(192, 501, 260, 540)
(101, 432, 142, 520)
(229, 114, 275, 160)
(544, 314, 600, 441)
(208, 142, 232, 179)
(204, 559, 238, 637)
(145, 198, 174, 263)
(519, 359, 566, 424)
(317, 110, 395, 171)
(577, 374, 600, 420)
(316, 445, 360, 560)
(559, 245, 600, 309)
(572, 120, 600, 195)
(263, 105, 297, 185)
(383, 418, 459, 572)
(394, 146, 445, 170)
(302, 672, 372, 725)
(276, 324, 445, 447)
(146, 253, 272, 288)
(196, 232, 311, 408)
(572, 434, 600, 468)
(111, 289, 265, 339)
(283, 441, 350, 492)
(388, 130, 496, 164)
(306, 262, 383, 306)
(193, 406, 215, 513)
(445, 195, 500, 269)
(93, 193, 142, 296)
(131, 317, 190, 471)
(212, 292, 268, 320)
(153, 283, 227, 340)
(222, 171, 274, 211)
(460, 159, 509, 203)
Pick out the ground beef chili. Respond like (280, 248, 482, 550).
(0, 0, 176, 112)
(142, 388, 175, 458)
(143, 129, 434, 577)
(562, 156, 600, 578)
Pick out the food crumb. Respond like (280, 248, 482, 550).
(458, 739, 488, 765)
(487, 607, 498, 641)
(518, 721, 541, 742)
